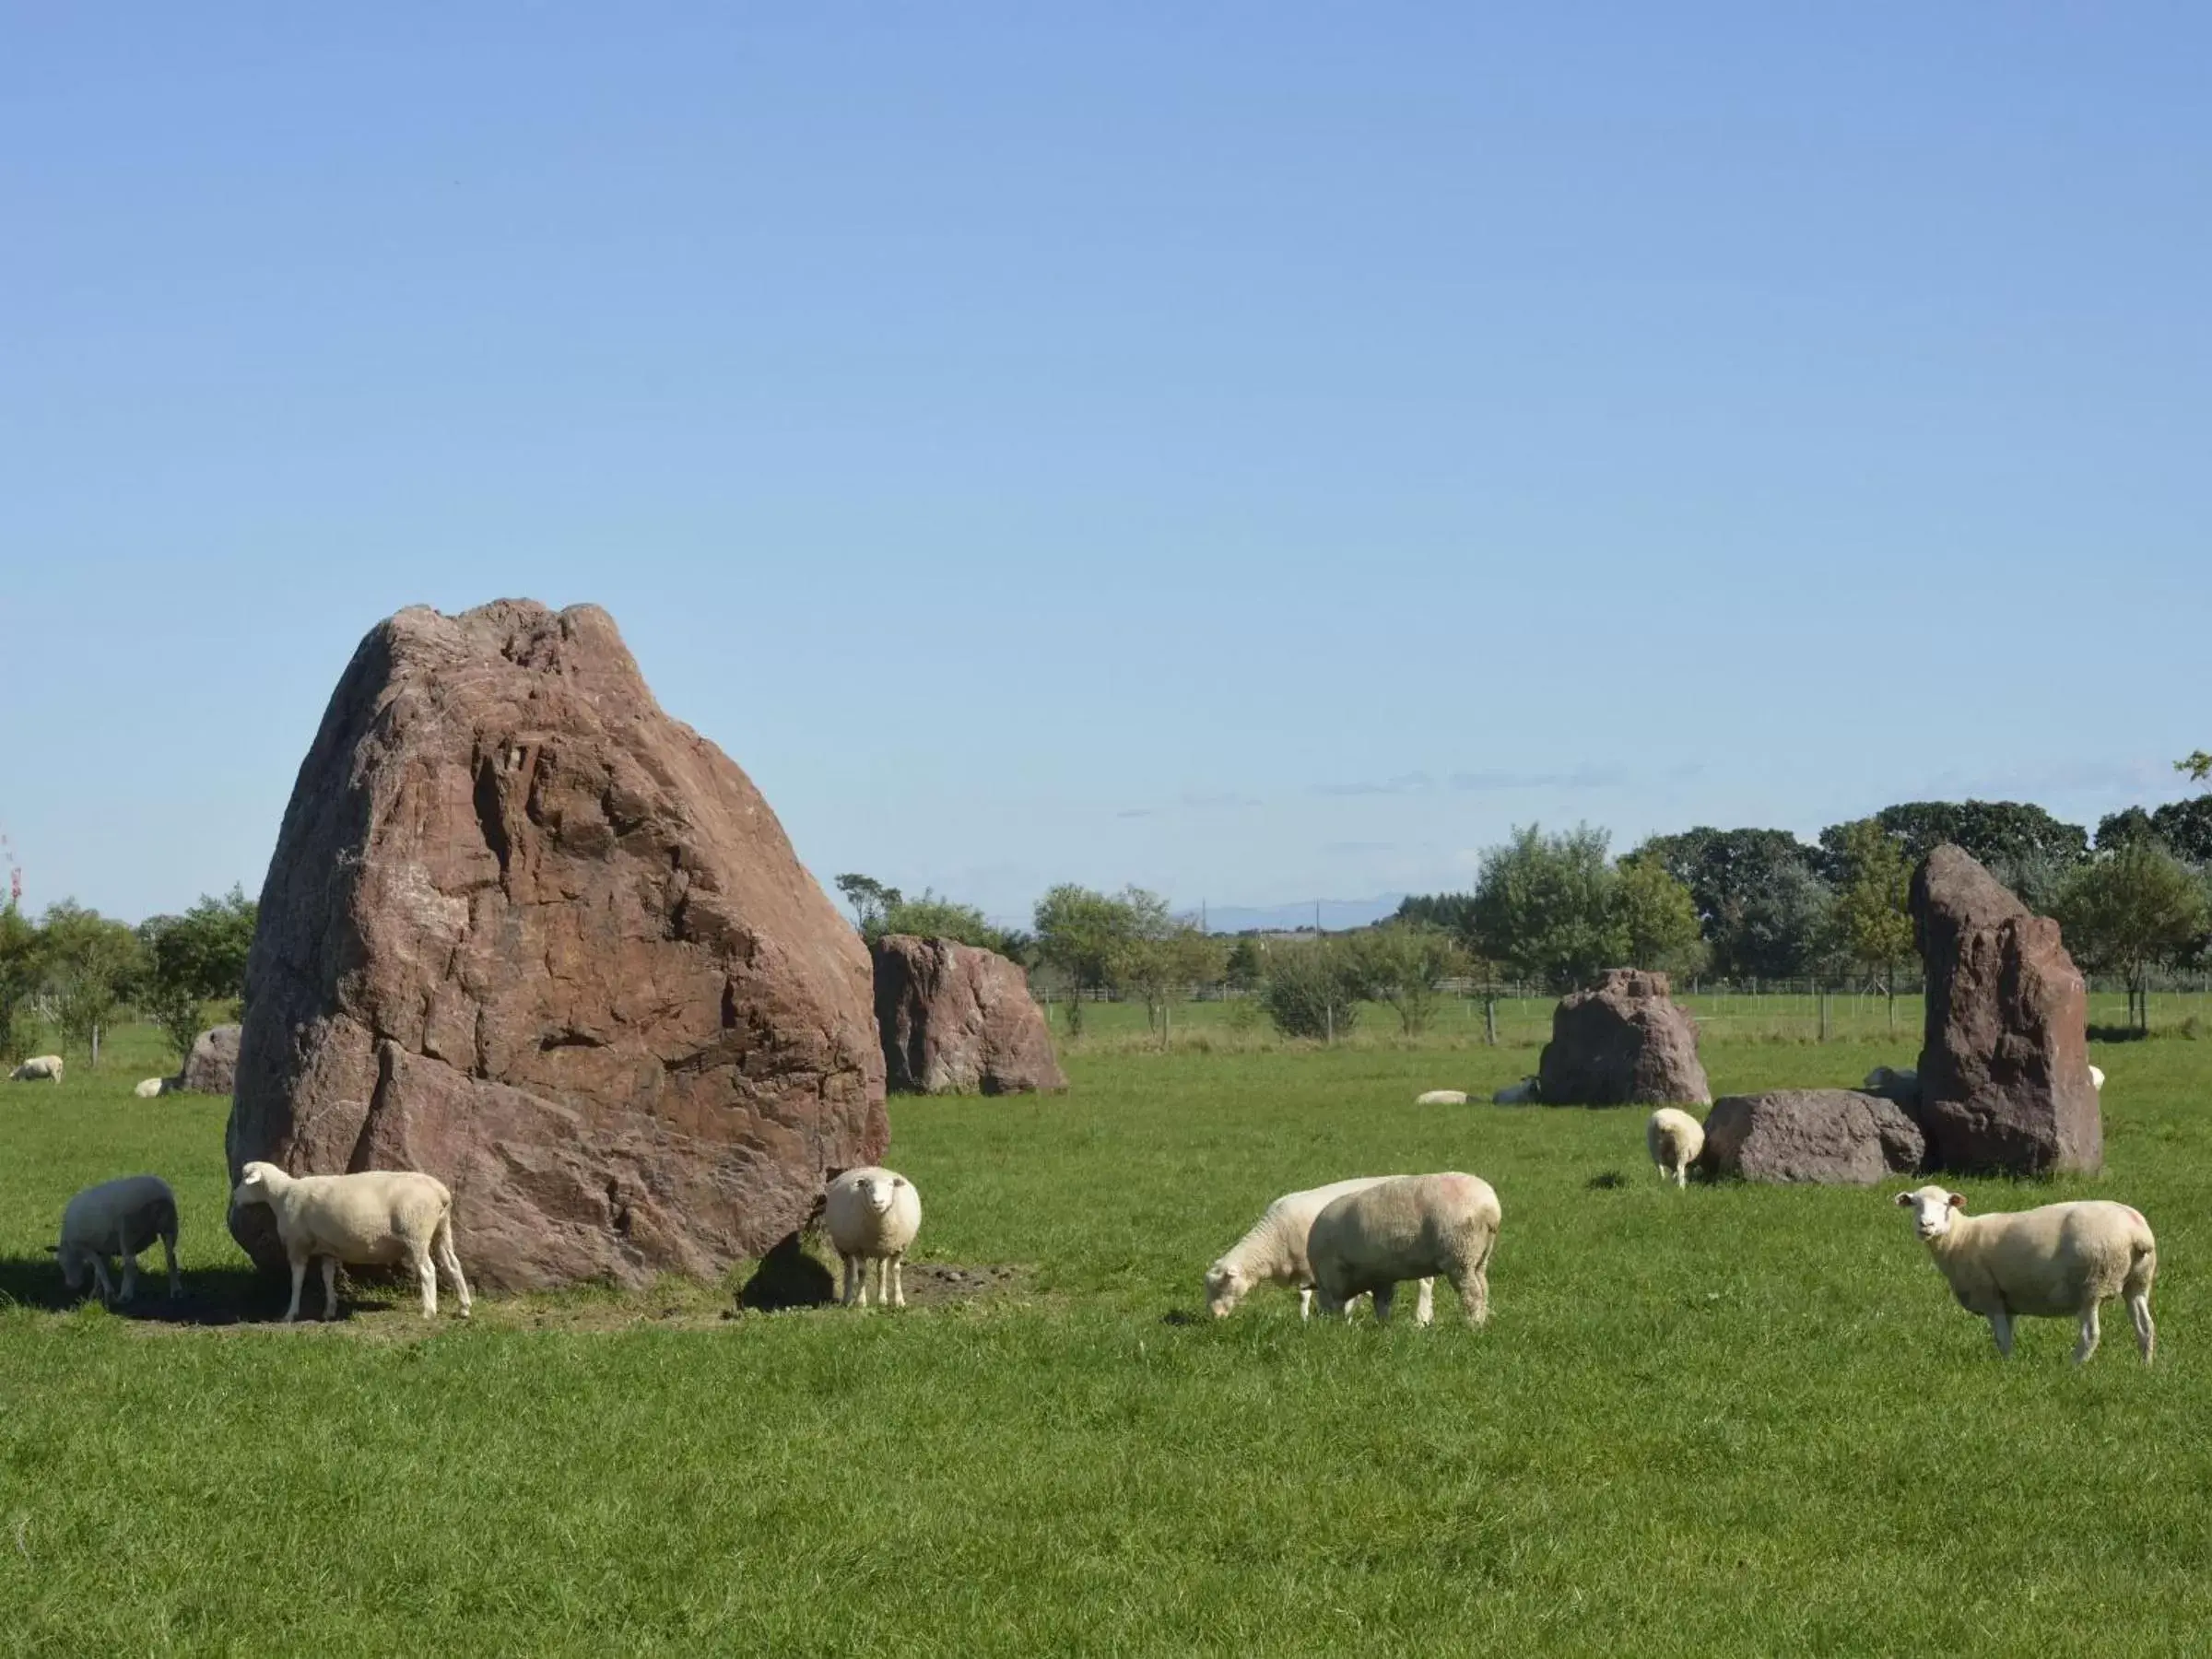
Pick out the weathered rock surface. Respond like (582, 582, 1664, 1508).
(873, 935, 1066, 1095)
(1537, 970, 1712, 1106)
(228, 600, 887, 1290)
(180, 1024, 241, 1096)
(1912, 844, 2100, 1175)
(1699, 1089, 1924, 1184)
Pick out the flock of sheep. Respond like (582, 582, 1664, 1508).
(1204, 1063, 2157, 1367)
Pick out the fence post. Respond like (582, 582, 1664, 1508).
(1818, 987, 1828, 1043)
(1484, 993, 1497, 1047)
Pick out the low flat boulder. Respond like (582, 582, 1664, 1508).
(1537, 970, 1711, 1106)
(1699, 1089, 1925, 1185)
(873, 935, 1066, 1095)
(180, 1024, 241, 1096)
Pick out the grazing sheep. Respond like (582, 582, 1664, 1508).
(2089, 1064, 2106, 1092)
(54, 1174, 181, 1304)
(825, 1166, 923, 1309)
(1893, 1184, 2156, 1364)
(11, 1054, 64, 1084)
(1492, 1076, 1540, 1104)
(230, 1162, 471, 1323)
(1308, 1172, 1501, 1326)
(133, 1077, 171, 1100)
(1647, 1107, 1704, 1187)
(1415, 1088, 1468, 1106)
(1206, 1177, 1436, 1324)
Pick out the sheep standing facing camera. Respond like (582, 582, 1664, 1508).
(826, 1167, 923, 1308)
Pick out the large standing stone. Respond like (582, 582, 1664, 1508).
(228, 600, 887, 1290)
(1912, 844, 2100, 1175)
(873, 935, 1066, 1094)
(1699, 1089, 1924, 1185)
(1537, 970, 1712, 1106)
(180, 1024, 241, 1096)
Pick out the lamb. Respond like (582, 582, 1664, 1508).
(1415, 1089, 1468, 1106)
(1492, 1076, 1540, 1104)
(1893, 1184, 2156, 1364)
(1308, 1172, 1501, 1326)
(1646, 1107, 1704, 1187)
(53, 1174, 182, 1304)
(11, 1054, 64, 1083)
(1206, 1177, 1436, 1324)
(825, 1166, 923, 1308)
(230, 1162, 471, 1322)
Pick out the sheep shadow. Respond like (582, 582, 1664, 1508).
(735, 1231, 839, 1312)
(0, 1256, 285, 1324)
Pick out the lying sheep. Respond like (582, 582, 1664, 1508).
(133, 1077, 173, 1100)
(2089, 1064, 2106, 1092)
(1308, 1172, 1501, 1326)
(1492, 1077, 1539, 1104)
(1415, 1089, 1468, 1106)
(1206, 1177, 1435, 1324)
(1863, 1065, 1918, 1104)
(54, 1174, 181, 1304)
(11, 1054, 63, 1084)
(825, 1166, 923, 1309)
(230, 1162, 472, 1322)
(1646, 1107, 1704, 1187)
(1893, 1184, 2156, 1364)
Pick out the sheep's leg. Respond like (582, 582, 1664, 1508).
(1371, 1283, 1395, 1324)
(1298, 1284, 1313, 1321)
(434, 1225, 472, 1318)
(1413, 1278, 1435, 1327)
(161, 1229, 182, 1299)
(853, 1256, 872, 1309)
(1987, 1310, 2014, 1359)
(89, 1255, 116, 1305)
(1674, 1160, 1688, 1189)
(875, 1257, 891, 1308)
(118, 1251, 139, 1305)
(2074, 1300, 2101, 1365)
(284, 1253, 309, 1323)
(890, 1253, 906, 1310)
(1448, 1267, 1491, 1327)
(413, 1245, 439, 1319)
(320, 1257, 341, 1322)
(2130, 1293, 2155, 1363)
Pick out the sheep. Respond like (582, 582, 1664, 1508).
(1206, 1177, 1436, 1324)
(11, 1054, 64, 1084)
(2089, 1064, 2106, 1092)
(230, 1162, 471, 1323)
(1893, 1184, 2156, 1364)
(1308, 1172, 1501, 1326)
(1492, 1076, 1540, 1104)
(133, 1077, 172, 1100)
(53, 1174, 181, 1304)
(1863, 1065, 1918, 1104)
(1415, 1088, 1468, 1106)
(825, 1166, 923, 1308)
(1647, 1107, 1704, 1187)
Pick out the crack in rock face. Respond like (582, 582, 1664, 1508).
(228, 600, 888, 1290)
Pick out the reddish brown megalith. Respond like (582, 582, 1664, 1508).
(873, 934, 1066, 1095)
(228, 600, 887, 1289)
(1537, 970, 1712, 1107)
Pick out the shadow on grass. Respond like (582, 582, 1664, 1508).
(2087, 1025, 2153, 1043)
(0, 1257, 291, 1324)
(1159, 1308, 1208, 1327)
(1585, 1171, 1629, 1190)
(735, 1232, 837, 1312)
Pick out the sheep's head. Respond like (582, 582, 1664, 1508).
(232, 1162, 280, 1208)
(1894, 1184, 1965, 1241)
(53, 1242, 88, 1292)
(852, 1172, 905, 1216)
(1204, 1259, 1249, 1318)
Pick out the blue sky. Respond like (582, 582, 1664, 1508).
(5, 6, 2207, 927)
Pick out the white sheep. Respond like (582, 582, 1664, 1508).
(1415, 1088, 1468, 1106)
(2089, 1064, 2105, 1091)
(230, 1162, 472, 1323)
(1206, 1177, 1436, 1324)
(1893, 1184, 2156, 1364)
(134, 1077, 171, 1100)
(54, 1174, 182, 1304)
(1863, 1065, 1917, 1101)
(1492, 1076, 1540, 1104)
(1308, 1172, 1501, 1326)
(11, 1054, 64, 1084)
(825, 1166, 923, 1308)
(1646, 1107, 1704, 1187)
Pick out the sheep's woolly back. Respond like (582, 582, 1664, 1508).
(1919, 1197, 2155, 1319)
(1216, 1176, 1406, 1287)
(59, 1174, 178, 1250)
(234, 1164, 454, 1264)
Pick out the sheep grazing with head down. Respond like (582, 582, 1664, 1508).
(1206, 1177, 1435, 1324)
(1646, 1107, 1703, 1187)
(1308, 1172, 1501, 1326)
(55, 1174, 182, 1304)
(11, 1054, 64, 1084)
(230, 1162, 471, 1323)
(1893, 1184, 2156, 1364)
(825, 1167, 923, 1308)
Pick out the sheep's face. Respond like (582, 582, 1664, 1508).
(56, 1243, 88, 1292)
(231, 1163, 277, 1208)
(853, 1174, 904, 1217)
(1895, 1185, 1965, 1241)
(1204, 1260, 1249, 1318)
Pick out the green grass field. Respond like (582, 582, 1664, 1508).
(2, 1022, 2206, 1654)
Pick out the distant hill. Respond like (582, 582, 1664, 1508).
(1193, 894, 1407, 935)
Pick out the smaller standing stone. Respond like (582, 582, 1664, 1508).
(179, 1025, 241, 1096)
(1537, 970, 1711, 1106)
(873, 935, 1068, 1095)
(1699, 1089, 1925, 1185)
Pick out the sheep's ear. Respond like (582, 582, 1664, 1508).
(1893, 1193, 1913, 1207)
(43, 1243, 58, 1254)
(890, 1176, 905, 1189)
(1947, 1193, 1966, 1210)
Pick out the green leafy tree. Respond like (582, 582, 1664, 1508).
(1635, 826, 1824, 980)
(1827, 818, 1916, 1030)
(1258, 936, 1363, 1041)
(876, 889, 1011, 954)
(1471, 824, 1626, 992)
(2053, 841, 2211, 1030)
(1613, 855, 1709, 979)
(1222, 936, 1265, 992)
(137, 887, 260, 1065)
(833, 874, 902, 934)
(2180, 751, 2211, 783)
(2098, 799, 2212, 865)
(1032, 884, 1151, 1036)
(0, 901, 45, 1063)
(1346, 923, 1468, 1035)
(41, 900, 144, 1066)
(1839, 801, 2089, 893)
(1114, 924, 1224, 1046)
